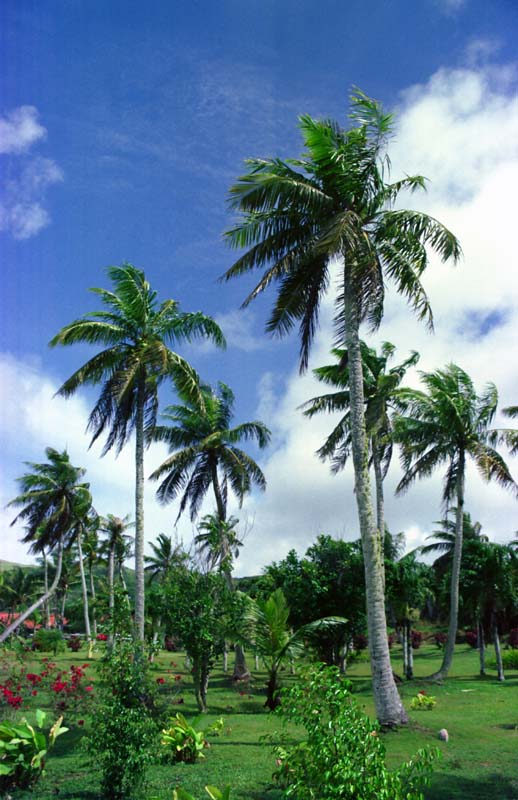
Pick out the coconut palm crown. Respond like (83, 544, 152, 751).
(49, 263, 225, 639)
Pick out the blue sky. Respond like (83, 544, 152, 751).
(2, 0, 518, 572)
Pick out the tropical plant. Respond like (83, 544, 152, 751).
(239, 588, 345, 710)
(394, 364, 518, 679)
(50, 263, 225, 639)
(160, 713, 208, 763)
(410, 692, 437, 711)
(173, 787, 232, 800)
(222, 89, 460, 724)
(302, 341, 418, 550)
(0, 710, 68, 794)
(2, 449, 91, 643)
(194, 514, 243, 580)
(271, 664, 438, 799)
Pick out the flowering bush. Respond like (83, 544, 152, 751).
(434, 632, 447, 649)
(508, 628, 518, 649)
(411, 630, 423, 650)
(96, 633, 108, 641)
(67, 636, 82, 652)
(464, 630, 478, 648)
(353, 633, 368, 652)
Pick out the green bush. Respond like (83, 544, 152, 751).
(410, 692, 437, 711)
(86, 597, 158, 800)
(0, 710, 68, 793)
(33, 628, 65, 654)
(271, 664, 438, 800)
(160, 713, 207, 764)
(487, 649, 518, 670)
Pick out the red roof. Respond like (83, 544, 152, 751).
(0, 612, 66, 630)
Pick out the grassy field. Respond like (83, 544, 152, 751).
(2, 643, 517, 800)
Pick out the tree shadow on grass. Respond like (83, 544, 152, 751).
(428, 771, 518, 800)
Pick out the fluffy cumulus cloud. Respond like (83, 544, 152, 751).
(234, 61, 518, 576)
(0, 106, 63, 240)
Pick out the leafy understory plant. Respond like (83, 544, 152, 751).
(410, 692, 437, 711)
(160, 713, 208, 763)
(272, 664, 438, 800)
(0, 709, 68, 794)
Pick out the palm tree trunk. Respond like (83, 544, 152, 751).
(492, 611, 505, 681)
(43, 550, 50, 629)
(89, 565, 98, 636)
(343, 267, 407, 726)
(433, 455, 465, 680)
(406, 621, 414, 680)
(371, 434, 385, 547)
(108, 544, 115, 649)
(0, 540, 64, 643)
(477, 618, 486, 676)
(134, 375, 146, 640)
(76, 532, 92, 642)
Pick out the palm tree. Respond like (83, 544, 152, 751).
(150, 380, 270, 522)
(394, 364, 518, 679)
(222, 91, 460, 724)
(1, 568, 41, 621)
(239, 588, 345, 710)
(151, 379, 269, 677)
(302, 341, 418, 549)
(99, 514, 134, 631)
(82, 519, 101, 635)
(50, 263, 225, 639)
(71, 503, 97, 644)
(1, 448, 91, 642)
(144, 533, 187, 583)
(194, 513, 243, 581)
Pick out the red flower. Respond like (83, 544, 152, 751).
(78, 719, 84, 726)
(156, 677, 165, 685)
(31, 690, 38, 696)
(85, 685, 93, 692)
(174, 674, 182, 681)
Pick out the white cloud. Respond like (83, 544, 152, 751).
(0, 106, 46, 155)
(433, 0, 467, 15)
(0, 353, 205, 566)
(0, 108, 63, 240)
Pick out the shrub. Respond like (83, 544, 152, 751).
(33, 629, 65, 654)
(487, 650, 518, 670)
(160, 713, 208, 763)
(85, 596, 158, 800)
(67, 636, 82, 652)
(387, 633, 396, 649)
(0, 710, 67, 794)
(410, 691, 437, 711)
(353, 633, 368, 652)
(271, 664, 438, 800)
(508, 628, 518, 649)
(434, 632, 447, 649)
(464, 630, 478, 648)
(411, 630, 422, 650)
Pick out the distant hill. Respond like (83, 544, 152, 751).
(0, 559, 36, 573)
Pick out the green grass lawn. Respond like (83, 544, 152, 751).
(2, 643, 517, 800)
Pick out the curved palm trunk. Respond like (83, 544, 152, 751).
(0, 540, 64, 644)
(371, 435, 385, 546)
(76, 532, 92, 642)
(343, 268, 407, 726)
(134, 377, 146, 640)
(433, 456, 465, 680)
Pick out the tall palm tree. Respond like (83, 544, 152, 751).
(150, 380, 270, 521)
(50, 263, 225, 639)
(302, 341, 418, 548)
(144, 533, 187, 583)
(82, 519, 101, 635)
(1, 448, 91, 643)
(222, 91, 460, 725)
(393, 364, 518, 679)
